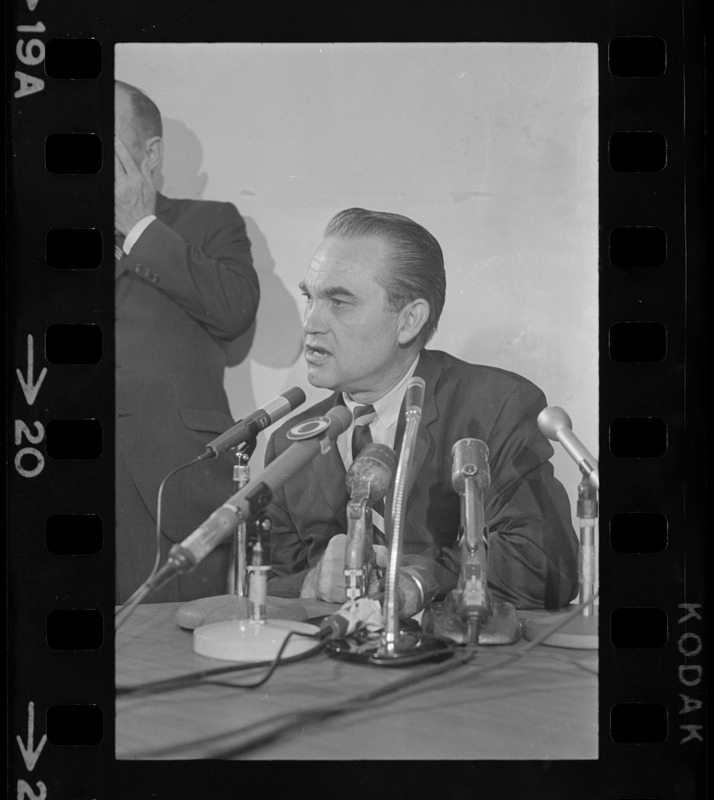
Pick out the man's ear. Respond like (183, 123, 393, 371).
(397, 298, 430, 345)
(144, 136, 163, 173)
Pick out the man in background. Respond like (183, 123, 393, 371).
(115, 80, 260, 603)
(265, 208, 578, 616)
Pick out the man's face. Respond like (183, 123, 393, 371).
(300, 235, 411, 403)
(115, 86, 145, 167)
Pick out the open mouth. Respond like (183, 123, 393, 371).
(304, 344, 331, 363)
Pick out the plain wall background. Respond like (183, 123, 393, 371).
(116, 42, 599, 530)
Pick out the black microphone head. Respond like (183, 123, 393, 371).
(284, 386, 307, 411)
(537, 406, 572, 440)
(346, 442, 397, 502)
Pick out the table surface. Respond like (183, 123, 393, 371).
(115, 600, 598, 761)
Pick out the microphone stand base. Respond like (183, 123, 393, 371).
(325, 624, 458, 667)
(421, 598, 521, 645)
(193, 618, 321, 662)
(523, 608, 598, 650)
(174, 594, 308, 629)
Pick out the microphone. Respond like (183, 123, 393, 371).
(405, 376, 425, 412)
(200, 387, 306, 459)
(537, 406, 599, 489)
(381, 376, 426, 653)
(148, 405, 352, 588)
(346, 443, 397, 503)
(451, 437, 490, 495)
(344, 443, 397, 601)
(451, 438, 491, 643)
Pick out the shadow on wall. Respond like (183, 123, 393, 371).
(221, 216, 304, 465)
(154, 118, 208, 200)
(152, 117, 303, 416)
(228, 216, 303, 370)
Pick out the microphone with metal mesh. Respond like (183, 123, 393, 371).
(344, 443, 397, 600)
(537, 406, 599, 488)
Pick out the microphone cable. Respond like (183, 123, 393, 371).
(115, 456, 208, 630)
(129, 593, 600, 759)
(116, 627, 327, 696)
(134, 647, 477, 760)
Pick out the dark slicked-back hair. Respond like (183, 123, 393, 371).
(116, 80, 163, 141)
(324, 208, 446, 344)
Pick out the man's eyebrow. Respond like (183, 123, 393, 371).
(298, 282, 358, 300)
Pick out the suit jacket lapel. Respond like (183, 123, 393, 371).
(308, 394, 349, 529)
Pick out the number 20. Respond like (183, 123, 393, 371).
(14, 421, 45, 478)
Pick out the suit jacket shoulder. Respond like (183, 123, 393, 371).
(155, 193, 245, 236)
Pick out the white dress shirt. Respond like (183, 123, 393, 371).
(337, 354, 421, 470)
(122, 214, 157, 254)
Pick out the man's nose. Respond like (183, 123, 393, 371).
(303, 301, 327, 333)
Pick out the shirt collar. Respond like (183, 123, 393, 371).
(341, 354, 421, 429)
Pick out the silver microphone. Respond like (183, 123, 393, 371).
(381, 376, 426, 652)
(537, 406, 599, 489)
(451, 438, 491, 642)
(451, 438, 490, 495)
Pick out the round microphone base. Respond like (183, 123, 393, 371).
(325, 627, 458, 667)
(175, 594, 308, 630)
(193, 618, 321, 662)
(523, 610, 598, 650)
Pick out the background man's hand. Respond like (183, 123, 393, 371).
(115, 136, 157, 235)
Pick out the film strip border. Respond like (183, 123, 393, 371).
(6, 3, 705, 798)
(599, 17, 706, 789)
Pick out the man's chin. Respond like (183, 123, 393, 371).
(305, 364, 338, 391)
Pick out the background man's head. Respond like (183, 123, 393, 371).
(115, 80, 163, 171)
(324, 208, 446, 346)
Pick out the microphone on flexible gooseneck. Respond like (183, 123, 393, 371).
(199, 387, 307, 459)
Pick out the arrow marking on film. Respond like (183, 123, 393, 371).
(16, 335, 47, 406)
(16, 701, 47, 772)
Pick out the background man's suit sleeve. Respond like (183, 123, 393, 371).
(118, 201, 259, 340)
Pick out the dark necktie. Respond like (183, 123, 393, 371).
(115, 229, 125, 261)
(350, 405, 386, 542)
(351, 404, 376, 460)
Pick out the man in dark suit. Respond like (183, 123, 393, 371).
(265, 208, 578, 615)
(115, 80, 260, 603)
